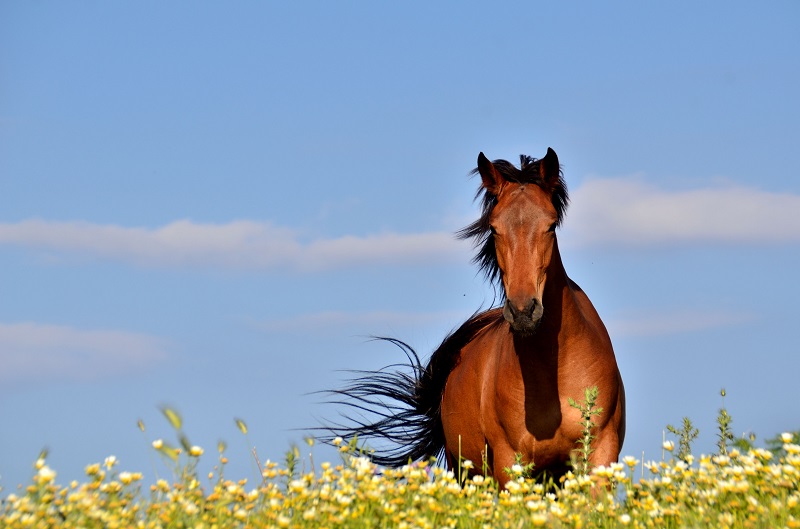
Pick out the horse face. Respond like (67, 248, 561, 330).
(477, 149, 562, 335)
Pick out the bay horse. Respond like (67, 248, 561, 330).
(324, 148, 625, 488)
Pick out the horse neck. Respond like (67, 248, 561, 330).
(542, 238, 572, 316)
(515, 238, 578, 350)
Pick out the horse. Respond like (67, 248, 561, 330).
(323, 148, 625, 488)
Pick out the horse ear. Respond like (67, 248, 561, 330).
(539, 147, 560, 189)
(477, 152, 503, 195)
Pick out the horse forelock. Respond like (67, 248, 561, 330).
(456, 154, 569, 293)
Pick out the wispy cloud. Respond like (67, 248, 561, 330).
(607, 309, 755, 338)
(0, 322, 169, 383)
(2, 177, 799, 273)
(563, 177, 800, 246)
(0, 219, 468, 271)
(257, 309, 465, 334)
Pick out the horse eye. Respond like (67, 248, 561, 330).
(547, 222, 557, 232)
(489, 225, 497, 235)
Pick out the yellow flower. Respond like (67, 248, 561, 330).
(189, 445, 204, 457)
(531, 513, 547, 526)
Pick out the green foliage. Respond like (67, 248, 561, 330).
(666, 416, 699, 462)
(503, 452, 536, 480)
(568, 385, 603, 476)
(716, 388, 735, 456)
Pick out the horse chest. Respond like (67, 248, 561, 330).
(491, 362, 585, 466)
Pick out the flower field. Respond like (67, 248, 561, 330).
(2, 433, 799, 529)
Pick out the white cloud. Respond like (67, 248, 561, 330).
(562, 177, 800, 246)
(607, 309, 755, 338)
(0, 219, 468, 271)
(1, 177, 798, 273)
(258, 309, 464, 333)
(0, 322, 169, 382)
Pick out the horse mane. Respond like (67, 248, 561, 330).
(457, 154, 569, 292)
(319, 308, 504, 466)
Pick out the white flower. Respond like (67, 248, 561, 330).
(189, 445, 204, 457)
(152, 439, 163, 450)
(662, 440, 675, 452)
(622, 455, 639, 467)
(37, 465, 56, 484)
(461, 459, 474, 470)
(104, 455, 117, 469)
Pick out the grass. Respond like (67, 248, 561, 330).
(2, 401, 800, 528)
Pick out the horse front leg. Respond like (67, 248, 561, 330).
(488, 441, 521, 490)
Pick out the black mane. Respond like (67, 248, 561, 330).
(456, 154, 569, 293)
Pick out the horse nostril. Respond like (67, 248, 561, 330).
(503, 298, 543, 327)
(529, 298, 544, 321)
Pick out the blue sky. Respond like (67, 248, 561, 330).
(2, 1, 799, 490)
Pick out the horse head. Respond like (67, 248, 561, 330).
(462, 148, 568, 335)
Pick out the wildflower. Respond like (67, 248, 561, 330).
(510, 464, 524, 476)
(34, 458, 45, 470)
(713, 455, 730, 466)
(531, 513, 547, 526)
(782, 432, 795, 443)
(37, 465, 56, 484)
(622, 455, 639, 468)
(619, 513, 632, 525)
(288, 479, 306, 493)
(472, 475, 485, 485)
(461, 459, 474, 470)
(189, 445, 204, 457)
(85, 463, 101, 476)
(592, 465, 614, 479)
(332, 436, 343, 446)
(152, 439, 163, 449)
(104, 455, 117, 469)
(663, 440, 675, 452)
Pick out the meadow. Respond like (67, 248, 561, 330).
(2, 395, 799, 529)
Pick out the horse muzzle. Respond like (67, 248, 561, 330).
(503, 297, 544, 335)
